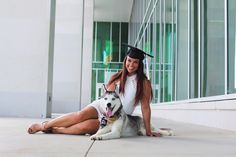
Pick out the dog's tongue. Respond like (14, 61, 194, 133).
(106, 108, 113, 117)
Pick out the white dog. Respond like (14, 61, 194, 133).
(90, 89, 173, 140)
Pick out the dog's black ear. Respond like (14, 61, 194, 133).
(103, 84, 108, 92)
(114, 93, 119, 98)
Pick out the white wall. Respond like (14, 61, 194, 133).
(150, 96, 236, 132)
(0, 0, 53, 118)
(52, 0, 94, 113)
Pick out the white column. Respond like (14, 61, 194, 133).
(0, 0, 53, 118)
(80, 0, 94, 109)
(52, 0, 94, 112)
(52, 0, 84, 113)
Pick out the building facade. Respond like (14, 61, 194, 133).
(92, 0, 236, 131)
(129, 0, 236, 131)
(0, 0, 235, 131)
(129, 0, 236, 103)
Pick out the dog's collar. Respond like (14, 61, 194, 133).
(100, 115, 119, 128)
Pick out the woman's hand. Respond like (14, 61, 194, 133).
(106, 81, 118, 91)
(146, 131, 162, 137)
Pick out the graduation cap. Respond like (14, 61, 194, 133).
(122, 43, 154, 61)
(122, 43, 154, 80)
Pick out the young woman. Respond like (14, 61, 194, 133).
(28, 45, 158, 136)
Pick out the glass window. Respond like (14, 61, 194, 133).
(228, 0, 236, 94)
(93, 22, 96, 61)
(164, 23, 173, 102)
(202, 0, 225, 97)
(190, 0, 198, 98)
(163, 0, 174, 102)
(112, 22, 120, 62)
(96, 22, 110, 62)
(155, 1, 161, 103)
(121, 23, 128, 61)
(176, 0, 188, 100)
(91, 70, 96, 100)
(92, 22, 128, 100)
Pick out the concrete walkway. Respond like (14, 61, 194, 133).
(1, 117, 236, 157)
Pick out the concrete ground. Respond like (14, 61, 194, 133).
(1, 117, 236, 157)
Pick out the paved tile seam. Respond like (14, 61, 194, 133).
(84, 140, 95, 157)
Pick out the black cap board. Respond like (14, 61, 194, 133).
(122, 43, 154, 60)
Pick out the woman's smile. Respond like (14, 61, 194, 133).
(126, 56, 139, 75)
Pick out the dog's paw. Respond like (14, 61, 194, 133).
(159, 128, 174, 136)
(90, 135, 103, 140)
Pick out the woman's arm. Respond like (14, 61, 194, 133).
(141, 101, 152, 135)
(140, 79, 159, 136)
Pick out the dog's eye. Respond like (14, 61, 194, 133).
(104, 98, 107, 100)
(112, 98, 115, 101)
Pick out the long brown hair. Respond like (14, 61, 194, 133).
(107, 56, 153, 105)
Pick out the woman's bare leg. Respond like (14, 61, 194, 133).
(28, 106, 98, 134)
(44, 107, 98, 129)
(52, 119, 100, 135)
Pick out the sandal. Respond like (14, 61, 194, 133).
(41, 121, 53, 134)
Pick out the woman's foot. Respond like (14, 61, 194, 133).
(27, 123, 44, 134)
(27, 121, 52, 134)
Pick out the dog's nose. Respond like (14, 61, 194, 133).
(107, 103, 111, 108)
